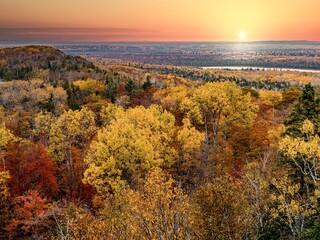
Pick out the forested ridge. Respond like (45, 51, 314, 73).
(1, 46, 320, 239)
(0, 46, 104, 82)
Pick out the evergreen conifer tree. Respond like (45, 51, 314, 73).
(284, 83, 320, 138)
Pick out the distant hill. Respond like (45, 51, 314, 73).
(0, 46, 105, 82)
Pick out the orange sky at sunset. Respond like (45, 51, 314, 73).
(0, 0, 320, 42)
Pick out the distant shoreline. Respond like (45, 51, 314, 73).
(201, 66, 320, 73)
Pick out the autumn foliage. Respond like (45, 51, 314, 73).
(2, 46, 320, 239)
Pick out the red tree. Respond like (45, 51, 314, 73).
(5, 190, 49, 239)
(7, 142, 58, 198)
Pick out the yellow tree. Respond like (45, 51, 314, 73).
(176, 118, 204, 184)
(99, 103, 124, 126)
(177, 118, 204, 161)
(73, 78, 105, 96)
(270, 175, 317, 238)
(83, 105, 177, 194)
(221, 82, 257, 164)
(0, 170, 10, 236)
(259, 90, 283, 117)
(280, 119, 320, 184)
(50, 110, 79, 180)
(75, 108, 97, 176)
(0, 170, 10, 200)
(130, 168, 199, 239)
(241, 150, 276, 238)
(71, 168, 199, 239)
(194, 175, 254, 239)
(181, 82, 257, 166)
(33, 111, 55, 147)
(0, 80, 67, 113)
(49, 108, 96, 185)
(276, 120, 320, 238)
(0, 123, 16, 171)
(45, 85, 68, 114)
(154, 85, 192, 114)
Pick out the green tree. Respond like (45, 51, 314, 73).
(284, 83, 320, 138)
(125, 79, 137, 95)
(63, 82, 80, 110)
(142, 74, 152, 90)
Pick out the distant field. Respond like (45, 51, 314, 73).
(54, 41, 320, 70)
(1, 41, 320, 70)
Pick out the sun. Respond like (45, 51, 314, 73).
(239, 32, 246, 40)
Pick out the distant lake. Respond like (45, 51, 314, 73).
(202, 66, 320, 73)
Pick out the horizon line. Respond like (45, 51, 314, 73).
(1, 40, 320, 44)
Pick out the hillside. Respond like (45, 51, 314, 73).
(0, 46, 105, 82)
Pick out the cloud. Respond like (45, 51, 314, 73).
(0, 27, 152, 42)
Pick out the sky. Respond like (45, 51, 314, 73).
(0, 0, 320, 42)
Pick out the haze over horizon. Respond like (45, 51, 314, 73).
(1, 0, 320, 42)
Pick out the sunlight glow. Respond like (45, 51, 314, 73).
(239, 32, 246, 40)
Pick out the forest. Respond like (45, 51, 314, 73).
(1, 46, 320, 239)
